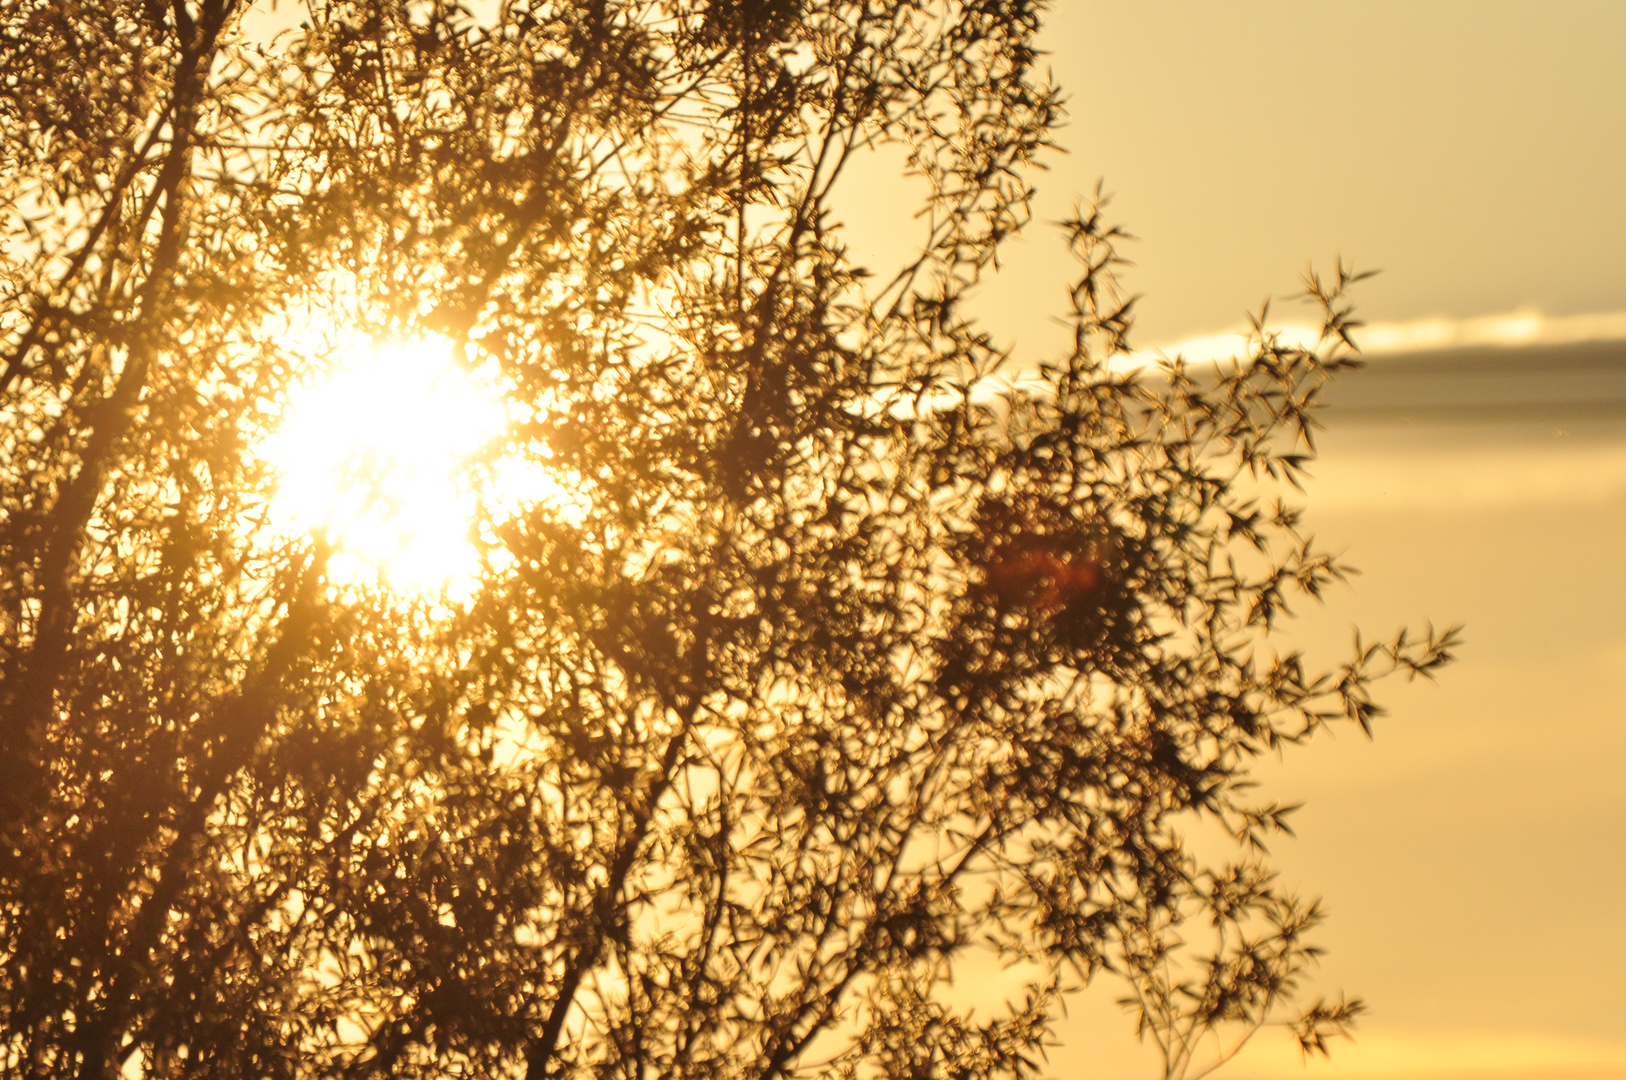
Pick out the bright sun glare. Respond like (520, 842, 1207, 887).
(266, 335, 547, 596)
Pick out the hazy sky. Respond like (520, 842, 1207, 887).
(940, 6, 1626, 1080)
(1032, 409, 1626, 1080)
(965, 0, 1626, 357)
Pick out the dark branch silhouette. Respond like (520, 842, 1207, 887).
(0, 2, 1458, 1077)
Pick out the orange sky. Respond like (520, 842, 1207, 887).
(1045, 408, 1626, 1080)
(970, 0, 1626, 353)
(939, 5, 1626, 1078)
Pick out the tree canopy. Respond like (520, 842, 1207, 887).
(0, 1, 1456, 1077)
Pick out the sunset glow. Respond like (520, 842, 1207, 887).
(265, 335, 523, 595)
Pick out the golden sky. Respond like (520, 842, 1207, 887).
(936, 4, 1626, 1079)
(971, 0, 1626, 353)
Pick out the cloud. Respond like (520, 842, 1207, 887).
(1357, 310, 1626, 355)
(1120, 309, 1626, 370)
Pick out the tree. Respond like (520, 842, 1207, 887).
(0, 1, 1458, 1077)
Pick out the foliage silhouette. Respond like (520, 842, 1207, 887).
(0, 1, 1458, 1077)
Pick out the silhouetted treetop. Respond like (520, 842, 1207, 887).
(0, 2, 1455, 1078)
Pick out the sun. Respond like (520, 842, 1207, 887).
(264, 334, 523, 596)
